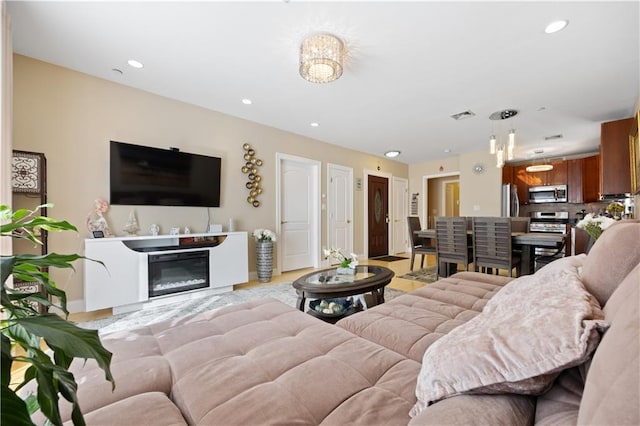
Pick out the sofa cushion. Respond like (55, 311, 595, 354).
(30, 327, 173, 424)
(151, 298, 421, 425)
(411, 256, 607, 417)
(408, 394, 535, 426)
(63, 392, 187, 426)
(337, 271, 511, 361)
(580, 220, 640, 306)
(577, 262, 640, 425)
(534, 365, 585, 425)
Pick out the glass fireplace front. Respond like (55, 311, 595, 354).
(148, 250, 209, 297)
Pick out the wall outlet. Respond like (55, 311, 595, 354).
(473, 204, 480, 211)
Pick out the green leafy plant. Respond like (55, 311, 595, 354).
(1, 204, 114, 426)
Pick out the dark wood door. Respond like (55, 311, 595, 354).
(368, 175, 389, 257)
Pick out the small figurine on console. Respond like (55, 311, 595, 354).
(86, 198, 113, 237)
(123, 210, 139, 236)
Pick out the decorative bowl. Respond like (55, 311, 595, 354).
(309, 298, 352, 317)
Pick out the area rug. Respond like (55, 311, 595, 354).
(78, 282, 406, 334)
(370, 255, 408, 262)
(398, 266, 438, 283)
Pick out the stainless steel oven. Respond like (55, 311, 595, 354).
(529, 212, 569, 257)
(528, 185, 568, 203)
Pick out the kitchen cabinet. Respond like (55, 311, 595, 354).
(600, 117, 633, 195)
(526, 161, 567, 186)
(567, 155, 600, 203)
(547, 161, 568, 185)
(582, 155, 600, 202)
(567, 159, 583, 203)
(502, 165, 514, 185)
(513, 165, 531, 205)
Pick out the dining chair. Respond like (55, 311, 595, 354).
(435, 217, 473, 275)
(472, 217, 522, 277)
(407, 216, 436, 271)
(510, 217, 530, 258)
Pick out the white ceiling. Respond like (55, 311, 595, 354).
(7, 1, 639, 165)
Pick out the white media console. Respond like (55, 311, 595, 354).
(84, 232, 248, 312)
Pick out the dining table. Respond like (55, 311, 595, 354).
(415, 229, 566, 276)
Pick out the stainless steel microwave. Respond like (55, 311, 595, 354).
(528, 185, 568, 203)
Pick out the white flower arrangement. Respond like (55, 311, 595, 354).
(253, 228, 276, 242)
(323, 247, 358, 269)
(576, 213, 616, 240)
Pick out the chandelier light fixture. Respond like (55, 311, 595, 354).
(299, 33, 345, 84)
(526, 164, 554, 172)
(489, 109, 518, 168)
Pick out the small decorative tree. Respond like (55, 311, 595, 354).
(1, 204, 114, 426)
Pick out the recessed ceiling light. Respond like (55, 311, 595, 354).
(444, 149, 451, 153)
(241, 98, 252, 105)
(310, 122, 319, 127)
(384, 150, 401, 158)
(545, 20, 569, 34)
(127, 59, 144, 69)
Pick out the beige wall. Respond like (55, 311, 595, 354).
(458, 151, 502, 216)
(12, 54, 408, 308)
(408, 150, 502, 228)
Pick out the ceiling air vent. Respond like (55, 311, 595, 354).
(544, 134, 563, 141)
(450, 110, 476, 121)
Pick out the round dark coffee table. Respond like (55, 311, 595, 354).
(292, 265, 395, 314)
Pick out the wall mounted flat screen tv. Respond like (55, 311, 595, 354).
(110, 141, 221, 207)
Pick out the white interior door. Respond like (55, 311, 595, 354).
(278, 154, 320, 272)
(392, 177, 408, 254)
(327, 164, 353, 259)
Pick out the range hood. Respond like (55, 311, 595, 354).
(600, 193, 631, 200)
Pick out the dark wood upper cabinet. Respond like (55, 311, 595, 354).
(513, 165, 531, 205)
(567, 155, 600, 203)
(600, 117, 633, 195)
(546, 161, 568, 185)
(521, 161, 567, 187)
(582, 155, 601, 202)
(567, 159, 583, 203)
(501, 165, 514, 185)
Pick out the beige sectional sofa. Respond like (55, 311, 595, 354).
(46, 221, 638, 425)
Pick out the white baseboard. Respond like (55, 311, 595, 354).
(66, 299, 86, 314)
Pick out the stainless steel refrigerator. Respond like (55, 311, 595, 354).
(502, 183, 520, 217)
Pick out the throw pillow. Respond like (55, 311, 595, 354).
(580, 220, 640, 306)
(410, 256, 608, 418)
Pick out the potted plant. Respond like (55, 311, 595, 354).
(323, 248, 358, 274)
(1, 204, 114, 426)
